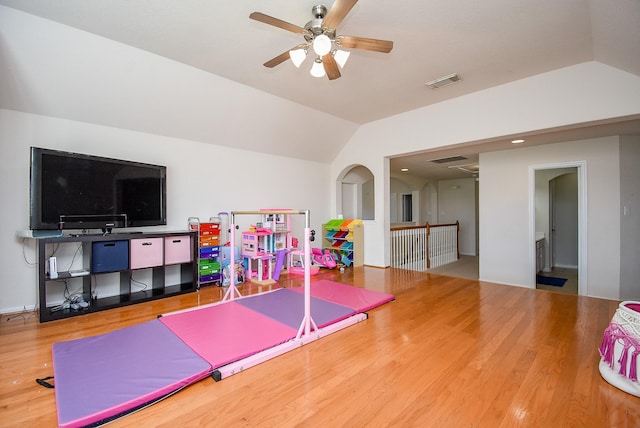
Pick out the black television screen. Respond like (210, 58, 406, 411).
(30, 147, 167, 231)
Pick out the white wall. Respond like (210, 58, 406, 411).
(619, 137, 640, 300)
(389, 177, 413, 224)
(421, 182, 438, 225)
(0, 110, 331, 313)
(389, 173, 432, 225)
(437, 178, 476, 256)
(331, 61, 640, 299)
(480, 137, 621, 299)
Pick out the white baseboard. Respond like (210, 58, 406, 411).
(554, 263, 578, 269)
(1, 304, 37, 316)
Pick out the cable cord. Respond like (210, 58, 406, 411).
(130, 275, 148, 291)
(62, 243, 83, 272)
(21, 238, 38, 266)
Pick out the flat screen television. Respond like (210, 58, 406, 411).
(30, 147, 167, 231)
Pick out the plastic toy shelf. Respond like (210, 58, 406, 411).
(321, 219, 363, 268)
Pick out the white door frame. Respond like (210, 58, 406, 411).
(529, 161, 587, 295)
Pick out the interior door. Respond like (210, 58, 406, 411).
(550, 172, 579, 270)
(549, 179, 556, 269)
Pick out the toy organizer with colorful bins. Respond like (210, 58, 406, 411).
(188, 217, 222, 288)
(321, 219, 364, 268)
(241, 210, 295, 284)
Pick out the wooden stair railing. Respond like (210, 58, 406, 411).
(390, 221, 459, 270)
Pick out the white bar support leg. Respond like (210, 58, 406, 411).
(222, 222, 242, 302)
(295, 222, 318, 339)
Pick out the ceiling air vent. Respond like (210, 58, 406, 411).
(449, 164, 480, 174)
(425, 73, 462, 89)
(429, 156, 468, 164)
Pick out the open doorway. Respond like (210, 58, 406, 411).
(531, 162, 586, 295)
(542, 170, 578, 293)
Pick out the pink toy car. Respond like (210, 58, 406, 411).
(312, 248, 338, 269)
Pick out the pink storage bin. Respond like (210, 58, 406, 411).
(130, 237, 164, 269)
(164, 235, 193, 265)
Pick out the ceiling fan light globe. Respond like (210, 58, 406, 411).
(310, 58, 326, 78)
(289, 49, 307, 68)
(334, 49, 350, 68)
(312, 34, 332, 56)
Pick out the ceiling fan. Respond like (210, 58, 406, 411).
(249, 0, 393, 80)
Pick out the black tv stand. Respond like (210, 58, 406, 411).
(36, 231, 197, 322)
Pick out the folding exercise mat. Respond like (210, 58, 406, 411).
(236, 288, 357, 329)
(289, 279, 395, 312)
(52, 319, 211, 428)
(158, 297, 300, 369)
(51, 282, 394, 427)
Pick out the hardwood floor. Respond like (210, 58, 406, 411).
(1, 267, 637, 427)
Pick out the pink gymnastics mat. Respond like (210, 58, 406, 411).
(289, 279, 395, 312)
(51, 282, 394, 427)
(159, 299, 299, 369)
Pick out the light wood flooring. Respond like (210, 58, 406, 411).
(429, 257, 580, 296)
(1, 267, 637, 427)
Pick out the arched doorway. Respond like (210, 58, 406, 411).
(336, 165, 375, 220)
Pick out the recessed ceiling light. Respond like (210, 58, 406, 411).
(425, 73, 462, 89)
(400, 168, 409, 172)
(511, 139, 525, 144)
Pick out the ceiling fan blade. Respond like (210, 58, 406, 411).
(322, 0, 358, 29)
(250, 12, 309, 35)
(337, 35, 393, 53)
(263, 51, 291, 68)
(323, 54, 341, 80)
(263, 44, 308, 68)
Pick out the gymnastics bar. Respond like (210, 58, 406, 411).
(224, 209, 318, 338)
(212, 311, 368, 381)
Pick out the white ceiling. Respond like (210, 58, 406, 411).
(1, 0, 639, 179)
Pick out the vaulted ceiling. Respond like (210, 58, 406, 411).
(1, 0, 639, 179)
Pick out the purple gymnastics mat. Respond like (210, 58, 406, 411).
(158, 289, 356, 369)
(236, 288, 356, 329)
(51, 283, 394, 427)
(52, 319, 211, 428)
